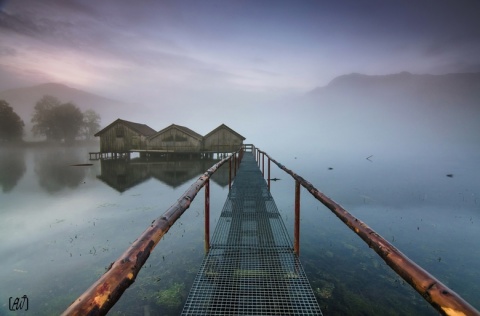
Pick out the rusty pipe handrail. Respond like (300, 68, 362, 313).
(62, 148, 243, 316)
(257, 148, 479, 316)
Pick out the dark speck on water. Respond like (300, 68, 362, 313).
(446, 174, 454, 178)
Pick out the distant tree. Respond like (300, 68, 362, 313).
(53, 103, 84, 143)
(0, 100, 24, 142)
(31, 95, 61, 140)
(82, 109, 101, 140)
(31, 95, 84, 143)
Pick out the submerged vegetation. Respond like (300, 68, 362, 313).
(156, 283, 186, 309)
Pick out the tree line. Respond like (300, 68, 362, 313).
(0, 95, 101, 143)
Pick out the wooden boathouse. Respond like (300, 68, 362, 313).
(90, 119, 245, 160)
(203, 123, 246, 154)
(147, 124, 204, 153)
(90, 119, 156, 159)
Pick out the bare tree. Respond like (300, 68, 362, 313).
(82, 109, 101, 140)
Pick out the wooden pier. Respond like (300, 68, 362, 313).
(182, 152, 322, 315)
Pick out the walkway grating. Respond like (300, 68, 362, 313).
(182, 152, 322, 315)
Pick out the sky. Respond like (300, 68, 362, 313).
(1, 0, 480, 142)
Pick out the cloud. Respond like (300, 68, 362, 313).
(0, 10, 45, 37)
(1, 0, 480, 106)
(424, 32, 480, 58)
(0, 45, 16, 56)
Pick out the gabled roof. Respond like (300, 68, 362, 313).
(94, 119, 156, 137)
(150, 124, 203, 141)
(204, 124, 246, 140)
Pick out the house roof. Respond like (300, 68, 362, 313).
(204, 124, 246, 140)
(150, 124, 203, 141)
(94, 119, 156, 137)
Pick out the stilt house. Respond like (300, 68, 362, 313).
(147, 124, 204, 153)
(94, 119, 156, 153)
(93, 120, 246, 159)
(203, 124, 246, 153)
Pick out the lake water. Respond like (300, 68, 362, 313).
(0, 144, 478, 315)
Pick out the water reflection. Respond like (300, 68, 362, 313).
(34, 148, 87, 193)
(0, 148, 26, 192)
(98, 156, 231, 192)
(0, 145, 478, 315)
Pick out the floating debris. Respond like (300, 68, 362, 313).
(446, 174, 454, 178)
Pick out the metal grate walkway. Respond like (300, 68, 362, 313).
(182, 152, 322, 315)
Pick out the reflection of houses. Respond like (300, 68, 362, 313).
(149, 160, 207, 187)
(91, 120, 245, 160)
(97, 160, 151, 192)
(98, 156, 230, 192)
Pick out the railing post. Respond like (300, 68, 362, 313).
(234, 153, 237, 177)
(262, 152, 265, 177)
(294, 180, 300, 256)
(205, 179, 210, 253)
(268, 158, 271, 191)
(229, 157, 232, 191)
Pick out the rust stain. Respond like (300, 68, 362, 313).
(441, 307, 466, 316)
(94, 282, 110, 307)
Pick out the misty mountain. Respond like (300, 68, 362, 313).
(0, 83, 133, 140)
(270, 72, 480, 155)
(310, 72, 480, 105)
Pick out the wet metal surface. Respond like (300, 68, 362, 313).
(182, 152, 322, 315)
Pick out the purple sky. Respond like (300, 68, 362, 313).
(1, 0, 479, 118)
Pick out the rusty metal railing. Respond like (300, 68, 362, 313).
(62, 147, 244, 316)
(255, 148, 479, 316)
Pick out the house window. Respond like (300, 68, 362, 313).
(132, 136, 139, 146)
(164, 134, 187, 142)
(175, 135, 187, 142)
(116, 127, 124, 138)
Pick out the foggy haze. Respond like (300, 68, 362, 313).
(1, 0, 480, 153)
(1, 2, 480, 314)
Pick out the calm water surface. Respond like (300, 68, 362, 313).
(0, 144, 478, 315)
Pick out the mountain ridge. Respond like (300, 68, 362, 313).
(309, 71, 480, 97)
